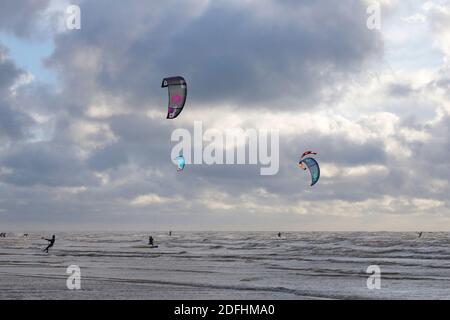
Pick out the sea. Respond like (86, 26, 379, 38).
(1, 232, 449, 299)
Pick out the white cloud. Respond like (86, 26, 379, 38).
(130, 193, 176, 206)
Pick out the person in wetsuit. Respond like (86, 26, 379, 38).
(148, 236, 154, 246)
(43, 235, 55, 253)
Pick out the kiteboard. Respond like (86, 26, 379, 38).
(131, 245, 159, 249)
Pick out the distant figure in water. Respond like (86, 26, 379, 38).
(23, 233, 28, 237)
(43, 235, 55, 253)
(169, 231, 172, 236)
(418, 232, 423, 238)
(277, 232, 282, 238)
(148, 236, 154, 246)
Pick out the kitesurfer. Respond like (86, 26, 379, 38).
(43, 235, 55, 253)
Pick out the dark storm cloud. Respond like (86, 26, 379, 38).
(87, 114, 174, 171)
(429, 66, 450, 97)
(148, 129, 389, 204)
(1, 142, 99, 187)
(436, 77, 450, 90)
(164, 1, 382, 107)
(47, 0, 382, 111)
(0, 100, 33, 140)
(34, 0, 385, 212)
(87, 143, 129, 172)
(0, 0, 50, 37)
(410, 115, 450, 176)
(292, 132, 387, 165)
(0, 45, 23, 90)
(0, 45, 35, 140)
(387, 83, 414, 97)
(107, 114, 171, 144)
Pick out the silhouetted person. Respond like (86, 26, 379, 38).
(277, 232, 282, 238)
(169, 231, 172, 236)
(43, 235, 55, 253)
(148, 236, 154, 246)
(418, 232, 423, 238)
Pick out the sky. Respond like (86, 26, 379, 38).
(0, 0, 449, 231)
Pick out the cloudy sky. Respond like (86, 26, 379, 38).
(0, 0, 449, 231)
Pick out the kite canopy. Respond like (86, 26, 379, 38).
(300, 157, 320, 186)
(161, 76, 187, 119)
(175, 155, 185, 171)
